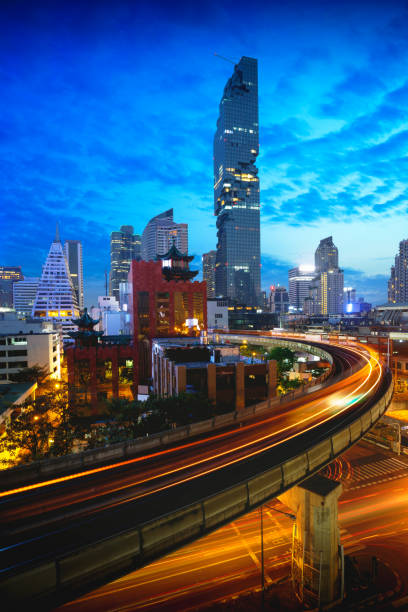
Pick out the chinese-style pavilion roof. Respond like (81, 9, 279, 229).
(157, 241, 194, 263)
(71, 307, 100, 330)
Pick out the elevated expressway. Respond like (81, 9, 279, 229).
(0, 336, 393, 605)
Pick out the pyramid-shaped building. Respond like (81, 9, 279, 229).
(32, 225, 80, 337)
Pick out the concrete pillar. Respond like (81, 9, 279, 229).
(279, 474, 343, 607)
(207, 363, 216, 407)
(235, 362, 245, 410)
(175, 365, 186, 394)
(267, 359, 278, 398)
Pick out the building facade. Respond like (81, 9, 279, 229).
(141, 209, 188, 262)
(288, 266, 315, 311)
(110, 225, 141, 301)
(31, 227, 80, 337)
(214, 56, 261, 306)
(202, 250, 216, 298)
(388, 240, 408, 304)
(13, 277, 39, 318)
(64, 240, 84, 309)
(315, 236, 338, 272)
(269, 285, 289, 314)
(0, 311, 61, 381)
(207, 298, 229, 330)
(0, 266, 23, 308)
(308, 237, 343, 315)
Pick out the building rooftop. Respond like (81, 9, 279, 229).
(0, 381, 37, 415)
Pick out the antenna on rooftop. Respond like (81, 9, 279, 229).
(214, 52, 236, 65)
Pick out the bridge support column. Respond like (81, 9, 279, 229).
(279, 474, 343, 607)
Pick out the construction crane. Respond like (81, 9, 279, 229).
(214, 52, 236, 65)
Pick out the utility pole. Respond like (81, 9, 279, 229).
(260, 505, 265, 610)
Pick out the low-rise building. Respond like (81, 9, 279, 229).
(152, 338, 277, 411)
(0, 311, 61, 381)
(207, 299, 229, 330)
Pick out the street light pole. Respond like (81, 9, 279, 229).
(260, 505, 265, 610)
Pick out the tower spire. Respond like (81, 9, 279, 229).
(55, 222, 61, 243)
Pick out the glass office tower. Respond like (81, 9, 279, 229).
(110, 226, 141, 301)
(214, 56, 260, 305)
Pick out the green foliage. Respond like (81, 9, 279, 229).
(1, 402, 53, 465)
(9, 364, 49, 384)
(266, 347, 295, 375)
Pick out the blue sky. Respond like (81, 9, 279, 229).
(1, 0, 408, 306)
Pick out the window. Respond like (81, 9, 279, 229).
(9, 361, 28, 369)
(8, 350, 27, 357)
(0, 351, 5, 357)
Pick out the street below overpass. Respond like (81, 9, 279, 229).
(56, 440, 408, 611)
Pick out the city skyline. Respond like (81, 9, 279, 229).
(1, 0, 408, 306)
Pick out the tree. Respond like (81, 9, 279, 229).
(9, 364, 49, 385)
(0, 401, 53, 465)
(266, 347, 296, 376)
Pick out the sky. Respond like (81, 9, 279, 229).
(1, 0, 408, 307)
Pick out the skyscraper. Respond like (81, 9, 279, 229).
(64, 240, 84, 309)
(269, 286, 289, 314)
(202, 250, 216, 298)
(13, 277, 39, 318)
(315, 236, 338, 272)
(0, 266, 23, 308)
(309, 237, 343, 315)
(388, 240, 408, 303)
(141, 209, 188, 262)
(32, 225, 79, 337)
(214, 56, 260, 306)
(288, 266, 315, 311)
(110, 226, 141, 301)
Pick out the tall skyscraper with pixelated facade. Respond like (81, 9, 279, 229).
(214, 56, 260, 305)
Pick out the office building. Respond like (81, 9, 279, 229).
(13, 277, 39, 318)
(288, 266, 315, 311)
(315, 236, 338, 272)
(0, 267, 23, 308)
(0, 311, 61, 381)
(388, 240, 408, 304)
(110, 226, 141, 301)
(202, 250, 216, 298)
(31, 225, 80, 337)
(308, 237, 343, 315)
(141, 209, 188, 262)
(269, 285, 289, 314)
(64, 240, 84, 309)
(214, 56, 261, 306)
(207, 298, 229, 330)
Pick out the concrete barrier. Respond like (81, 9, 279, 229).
(3, 562, 56, 602)
(59, 530, 140, 587)
(349, 419, 362, 442)
(283, 454, 308, 486)
(332, 428, 350, 455)
(360, 411, 372, 433)
(248, 466, 283, 506)
(307, 439, 332, 471)
(141, 504, 203, 558)
(203, 484, 248, 529)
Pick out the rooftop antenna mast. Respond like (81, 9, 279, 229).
(214, 52, 236, 65)
(105, 270, 108, 296)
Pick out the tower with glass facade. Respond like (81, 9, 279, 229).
(202, 250, 216, 298)
(110, 225, 141, 301)
(64, 240, 84, 309)
(141, 209, 188, 262)
(214, 56, 260, 306)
